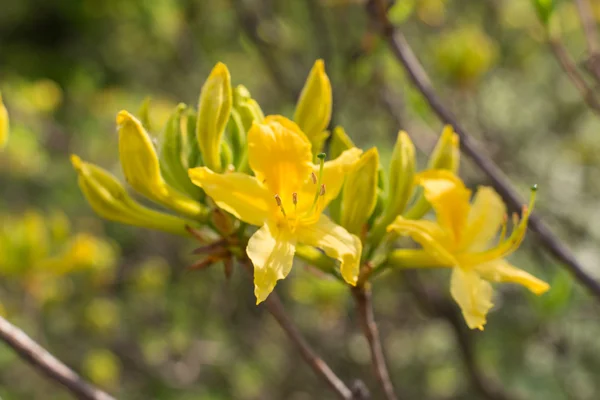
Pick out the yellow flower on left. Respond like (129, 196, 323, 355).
(388, 170, 549, 330)
(189, 115, 363, 303)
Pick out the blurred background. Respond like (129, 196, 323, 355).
(1, 0, 600, 399)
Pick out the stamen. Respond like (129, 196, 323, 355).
(498, 214, 508, 244)
(274, 194, 287, 217)
(311, 172, 317, 184)
(512, 212, 519, 227)
(292, 192, 298, 205)
(320, 184, 326, 196)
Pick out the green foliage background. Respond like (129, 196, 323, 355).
(1, 0, 600, 399)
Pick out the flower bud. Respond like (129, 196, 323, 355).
(329, 126, 355, 159)
(0, 93, 9, 150)
(196, 62, 232, 172)
(159, 104, 201, 197)
(404, 125, 460, 220)
(229, 85, 264, 171)
(428, 125, 460, 172)
(294, 59, 332, 154)
(71, 155, 194, 236)
(117, 110, 206, 220)
(340, 147, 379, 235)
(386, 131, 416, 218)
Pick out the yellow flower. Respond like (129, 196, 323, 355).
(387, 170, 549, 330)
(189, 115, 362, 303)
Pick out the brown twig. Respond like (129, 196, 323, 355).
(351, 285, 399, 400)
(0, 315, 115, 400)
(574, 0, 600, 55)
(367, 0, 600, 301)
(547, 36, 600, 115)
(240, 261, 356, 399)
(403, 272, 518, 400)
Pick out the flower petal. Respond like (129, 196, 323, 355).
(247, 116, 313, 196)
(461, 186, 506, 251)
(387, 216, 458, 267)
(416, 170, 471, 245)
(247, 223, 297, 304)
(296, 214, 361, 286)
(388, 249, 449, 269)
(476, 259, 550, 295)
(450, 267, 493, 330)
(189, 167, 272, 226)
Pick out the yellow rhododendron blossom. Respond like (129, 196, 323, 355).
(387, 170, 549, 330)
(189, 115, 363, 303)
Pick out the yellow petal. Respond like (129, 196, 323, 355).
(415, 170, 471, 244)
(461, 186, 506, 251)
(476, 259, 550, 295)
(450, 267, 493, 330)
(247, 116, 312, 195)
(247, 223, 297, 304)
(296, 215, 362, 286)
(387, 216, 457, 267)
(188, 167, 272, 227)
(293, 59, 332, 152)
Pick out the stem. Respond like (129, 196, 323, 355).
(367, 0, 600, 301)
(240, 261, 355, 399)
(351, 285, 399, 400)
(574, 0, 600, 55)
(0, 315, 115, 400)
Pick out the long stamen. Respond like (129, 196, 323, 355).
(307, 153, 326, 215)
(498, 214, 508, 244)
(274, 194, 287, 217)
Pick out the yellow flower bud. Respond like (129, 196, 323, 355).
(117, 110, 206, 220)
(229, 85, 265, 171)
(327, 126, 356, 223)
(340, 147, 379, 235)
(71, 155, 194, 236)
(428, 124, 460, 172)
(387, 131, 416, 218)
(0, 93, 9, 150)
(294, 59, 332, 154)
(196, 62, 232, 172)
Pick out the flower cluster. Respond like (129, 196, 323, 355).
(72, 60, 549, 329)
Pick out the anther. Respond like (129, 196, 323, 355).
(319, 184, 326, 196)
(512, 212, 519, 226)
(311, 172, 317, 184)
(292, 192, 298, 205)
(274, 194, 282, 207)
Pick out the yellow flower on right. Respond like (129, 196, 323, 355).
(387, 170, 550, 330)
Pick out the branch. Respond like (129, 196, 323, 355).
(240, 261, 357, 400)
(0, 315, 115, 400)
(367, 0, 600, 301)
(574, 0, 600, 55)
(351, 285, 400, 400)
(402, 272, 519, 400)
(547, 36, 600, 115)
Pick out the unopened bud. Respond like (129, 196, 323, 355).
(196, 62, 232, 172)
(294, 59, 332, 154)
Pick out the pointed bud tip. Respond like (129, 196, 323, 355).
(314, 59, 325, 71)
(211, 62, 231, 79)
(70, 154, 83, 170)
(116, 110, 135, 126)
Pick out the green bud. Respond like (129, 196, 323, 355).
(532, 0, 554, 26)
(117, 110, 207, 220)
(137, 96, 152, 132)
(229, 85, 264, 172)
(340, 147, 379, 235)
(327, 127, 355, 224)
(196, 62, 232, 172)
(71, 155, 195, 236)
(294, 59, 332, 154)
(386, 131, 416, 218)
(159, 104, 202, 198)
(0, 93, 9, 150)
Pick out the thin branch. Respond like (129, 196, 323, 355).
(367, 0, 600, 301)
(574, 0, 600, 55)
(0, 315, 115, 400)
(240, 261, 356, 400)
(403, 272, 519, 400)
(547, 36, 600, 115)
(351, 285, 399, 400)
